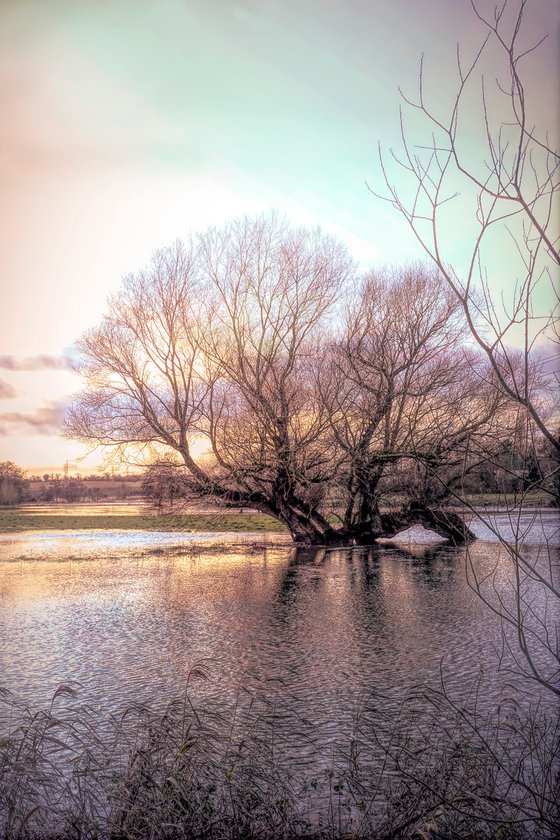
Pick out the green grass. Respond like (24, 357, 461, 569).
(0, 510, 286, 533)
(460, 491, 551, 507)
(0, 492, 552, 533)
(378, 492, 550, 509)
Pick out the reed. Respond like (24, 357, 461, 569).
(0, 675, 558, 839)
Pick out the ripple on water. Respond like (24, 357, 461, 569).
(0, 514, 558, 737)
(0, 528, 291, 562)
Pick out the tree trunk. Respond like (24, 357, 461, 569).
(260, 499, 476, 546)
(256, 500, 329, 546)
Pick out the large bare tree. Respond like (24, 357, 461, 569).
(68, 216, 353, 543)
(68, 215, 513, 545)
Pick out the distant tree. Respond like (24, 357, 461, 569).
(545, 427, 560, 505)
(0, 461, 27, 505)
(141, 461, 190, 511)
(39, 482, 56, 503)
(59, 478, 87, 503)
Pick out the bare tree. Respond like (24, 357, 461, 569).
(325, 264, 515, 542)
(68, 215, 354, 544)
(0, 461, 27, 505)
(195, 215, 354, 543)
(141, 460, 190, 512)
(375, 0, 559, 694)
(67, 219, 512, 545)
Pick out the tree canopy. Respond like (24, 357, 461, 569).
(67, 214, 516, 544)
(0, 461, 27, 505)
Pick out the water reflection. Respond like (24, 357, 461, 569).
(0, 519, 558, 740)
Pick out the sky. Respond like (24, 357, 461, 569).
(0, 0, 558, 473)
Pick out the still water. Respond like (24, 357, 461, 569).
(1, 509, 558, 734)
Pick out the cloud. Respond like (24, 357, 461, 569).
(0, 401, 66, 436)
(0, 379, 17, 399)
(0, 353, 78, 371)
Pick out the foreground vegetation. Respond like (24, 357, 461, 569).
(1, 675, 558, 840)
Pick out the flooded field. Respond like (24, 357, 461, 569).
(0, 509, 558, 837)
(14, 502, 145, 517)
(1, 509, 558, 716)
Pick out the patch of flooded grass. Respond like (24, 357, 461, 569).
(5, 539, 288, 564)
(0, 510, 286, 533)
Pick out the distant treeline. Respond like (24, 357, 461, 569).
(0, 462, 142, 505)
(1, 442, 556, 508)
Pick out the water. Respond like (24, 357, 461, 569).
(1, 510, 558, 728)
(0, 510, 558, 838)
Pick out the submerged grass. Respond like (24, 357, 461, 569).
(0, 675, 558, 840)
(4, 541, 288, 564)
(0, 511, 286, 533)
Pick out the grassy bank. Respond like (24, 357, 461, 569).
(0, 492, 551, 533)
(459, 491, 552, 507)
(0, 509, 286, 533)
